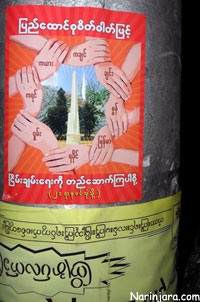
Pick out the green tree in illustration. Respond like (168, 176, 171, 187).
(42, 88, 69, 140)
(79, 84, 110, 138)
(42, 84, 109, 141)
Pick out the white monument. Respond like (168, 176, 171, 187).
(82, 72, 86, 101)
(66, 71, 81, 144)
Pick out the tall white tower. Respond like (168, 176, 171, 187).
(82, 72, 86, 102)
(66, 71, 81, 144)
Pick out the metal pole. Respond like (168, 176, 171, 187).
(0, 0, 181, 202)
(0, 1, 181, 301)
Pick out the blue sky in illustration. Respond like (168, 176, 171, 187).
(42, 64, 105, 98)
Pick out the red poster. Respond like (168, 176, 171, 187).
(3, 5, 146, 205)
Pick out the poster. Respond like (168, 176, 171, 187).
(0, 192, 181, 302)
(3, 5, 145, 204)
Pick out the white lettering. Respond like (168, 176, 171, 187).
(18, 17, 132, 39)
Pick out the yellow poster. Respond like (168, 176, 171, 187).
(0, 192, 181, 302)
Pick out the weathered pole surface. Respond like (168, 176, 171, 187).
(0, 1, 181, 301)
(0, 0, 182, 202)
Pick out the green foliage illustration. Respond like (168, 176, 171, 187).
(41, 84, 109, 140)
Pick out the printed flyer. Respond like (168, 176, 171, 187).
(3, 5, 146, 205)
(0, 192, 181, 302)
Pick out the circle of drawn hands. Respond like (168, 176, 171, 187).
(9, 36, 141, 174)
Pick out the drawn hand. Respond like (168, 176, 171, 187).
(105, 95, 128, 138)
(34, 39, 69, 81)
(67, 38, 111, 66)
(16, 66, 43, 117)
(11, 110, 59, 154)
(94, 62, 132, 101)
(89, 125, 113, 165)
(43, 145, 90, 173)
